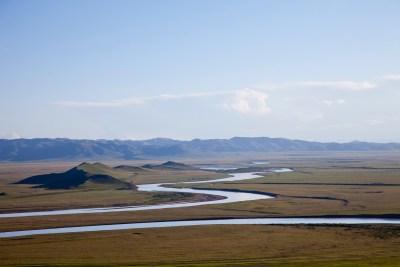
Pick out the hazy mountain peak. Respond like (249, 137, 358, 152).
(1, 137, 400, 162)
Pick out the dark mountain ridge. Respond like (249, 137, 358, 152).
(1, 137, 400, 162)
(141, 161, 198, 171)
(16, 162, 136, 190)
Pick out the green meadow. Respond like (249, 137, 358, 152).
(0, 152, 400, 266)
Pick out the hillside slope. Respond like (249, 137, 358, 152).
(141, 161, 198, 171)
(16, 162, 137, 190)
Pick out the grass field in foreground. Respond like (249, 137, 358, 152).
(0, 153, 400, 266)
(0, 154, 400, 233)
(0, 224, 399, 266)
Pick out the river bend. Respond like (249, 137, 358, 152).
(2, 167, 399, 238)
(0, 169, 291, 218)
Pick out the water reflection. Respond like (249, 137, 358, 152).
(1, 217, 399, 238)
(0, 171, 282, 218)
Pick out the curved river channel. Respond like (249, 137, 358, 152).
(0, 170, 288, 218)
(1, 167, 400, 238)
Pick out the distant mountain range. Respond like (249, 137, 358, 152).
(1, 137, 400, 162)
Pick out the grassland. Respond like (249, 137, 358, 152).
(0, 224, 399, 266)
(0, 161, 225, 213)
(0, 152, 400, 266)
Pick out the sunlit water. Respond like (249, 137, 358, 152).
(1, 167, 398, 238)
(250, 161, 270, 165)
(0, 169, 292, 218)
(1, 217, 399, 238)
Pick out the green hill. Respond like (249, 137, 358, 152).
(141, 161, 197, 171)
(114, 165, 149, 173)
(16, 162, 137, 190)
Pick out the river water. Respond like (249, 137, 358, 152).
(1, 167, 398, 238)
(0, 172, 276, 218)
(1, 217, 399, 238)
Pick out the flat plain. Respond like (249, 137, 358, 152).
(1, 152, 400, 266)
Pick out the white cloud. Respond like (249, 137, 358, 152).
(0, 132, 20, 139)
(153, 92, 229, 100)
(58, 99, 143, 108)
(323, 99, 345, 107)
(56, 79, 377, 109)
(257, 81, 378, 91)
(294, 81, 377, 90)
(382, 74, 400, 81)
(222, 89, 271, 115)
(57, 91, 230, 108)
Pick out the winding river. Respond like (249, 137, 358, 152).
(0, 171, 278, 218)
(1, 167, 399, 238)
(2, 217, 399, 238)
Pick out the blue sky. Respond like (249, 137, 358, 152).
(1, 0, 400, 142)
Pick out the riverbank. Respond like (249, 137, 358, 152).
(1, 224, 399, 266)
(2, 216, 400, 238)
(1, 155, 400, 266)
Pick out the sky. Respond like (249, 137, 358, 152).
(1, 0, 400, 142)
